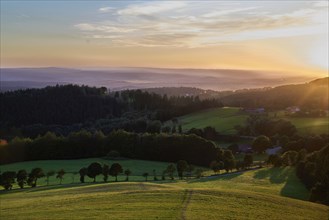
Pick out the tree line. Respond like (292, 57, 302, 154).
(0, 130, 217, 166)
(0, 160, 201, 190)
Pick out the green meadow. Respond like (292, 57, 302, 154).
(173, 107, 329, 135)
(287, 117, 329, 135)
(0, 158, 173, 185)
(1, 159, 328, 219)
(173, 107, 248, 134)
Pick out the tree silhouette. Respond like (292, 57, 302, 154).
(166, 164, 176, 180)
(124, 169, 132, 181)
(252, 135, 271, 153)
(195, 168, 203, 178)
(176, 160, 188, 179)
(210, 160, 223, 173)
(161, 170, 166, 180)
(28, 168, 45, 187)
(153, 169, 158, 181)
(56, 169, 65, 184)
(102, 164, 110, 182)
(244, 154, 253, 169)
(16, 169, 27, 189)
(142, 172, 149, 181)
(109, 163, 123, 182)
(46, 170, 55, 186)
(1, 171, 16, 190)
(87, 163, 102, 183)
(223, 150, 236, 173)
(79, 167, 87, 183)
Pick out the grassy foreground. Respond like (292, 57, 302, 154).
(1, 183, 327, 220)
(1, 159, 328, 219)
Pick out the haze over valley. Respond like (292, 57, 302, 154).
(1, 67, 319, 91)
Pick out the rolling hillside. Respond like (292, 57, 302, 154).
(0, 159, 328, 219)
(173, 107, 329, 135)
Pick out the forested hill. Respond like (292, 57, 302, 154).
(309, 77, 329, 86)
(142, 78, 328, 108)
(0, 85, 221, 127)
(219, 77, 328, 110)
(142, 87, 224, 99)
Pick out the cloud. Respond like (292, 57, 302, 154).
(313, 1, 329, 7)
(75, 1, 328, 48)
(75, 23, 135, 33)
(202, 7, 260, 18)
(117, 1, 186, 15)
(99, 7, 114, 13)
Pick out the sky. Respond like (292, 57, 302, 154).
(1, 0, 328, 77)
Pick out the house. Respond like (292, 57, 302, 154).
(266, 146, 282, 155)
(243, 108, 265, 114)
(285, 106, 300, 115)
(238, 144, 253, 153)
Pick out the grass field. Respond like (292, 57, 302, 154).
(0, 158, 174, 185)
(173, 107, 248, 135)
(287, 117, 329, 135)
(172, 107, 329, 135)
(1, 159, 328, 219)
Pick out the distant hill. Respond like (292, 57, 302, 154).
(219, 77, 328, 110)
(309, 77, 329, 86)
(143, 87, 230, 99)
(0, 67, 316, 91)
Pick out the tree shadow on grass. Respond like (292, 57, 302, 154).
(280, 170, 309, 200)
(253, 167, 290, 184)
(253, 167, 309, 200)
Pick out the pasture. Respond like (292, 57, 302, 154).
(173, 107, 329, 135)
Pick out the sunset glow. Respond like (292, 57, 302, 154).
(1, 1, 328, 77)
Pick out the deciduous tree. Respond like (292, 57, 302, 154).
(109, 163, 123, 182)
(87, 162, 102, 183)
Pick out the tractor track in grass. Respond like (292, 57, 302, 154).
(181, 189, 193, 220)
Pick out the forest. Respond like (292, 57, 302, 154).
(0, 130, 217, 166)
(0, 85, 222, 139)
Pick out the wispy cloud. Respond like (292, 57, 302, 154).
(117, 1, 186, 15)
(99, 7, 114, 13)
(202, 6, 260, 18)
(74, 1, 328, 48)
(313, 1, 329, 7)
(75, 23, 136, 33)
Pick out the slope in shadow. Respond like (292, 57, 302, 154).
(254, 167, 309, 200)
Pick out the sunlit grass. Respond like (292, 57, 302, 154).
(174, 107, 328, 135)
(1, 165, 328, 220)
(171, 107, 247, 134)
